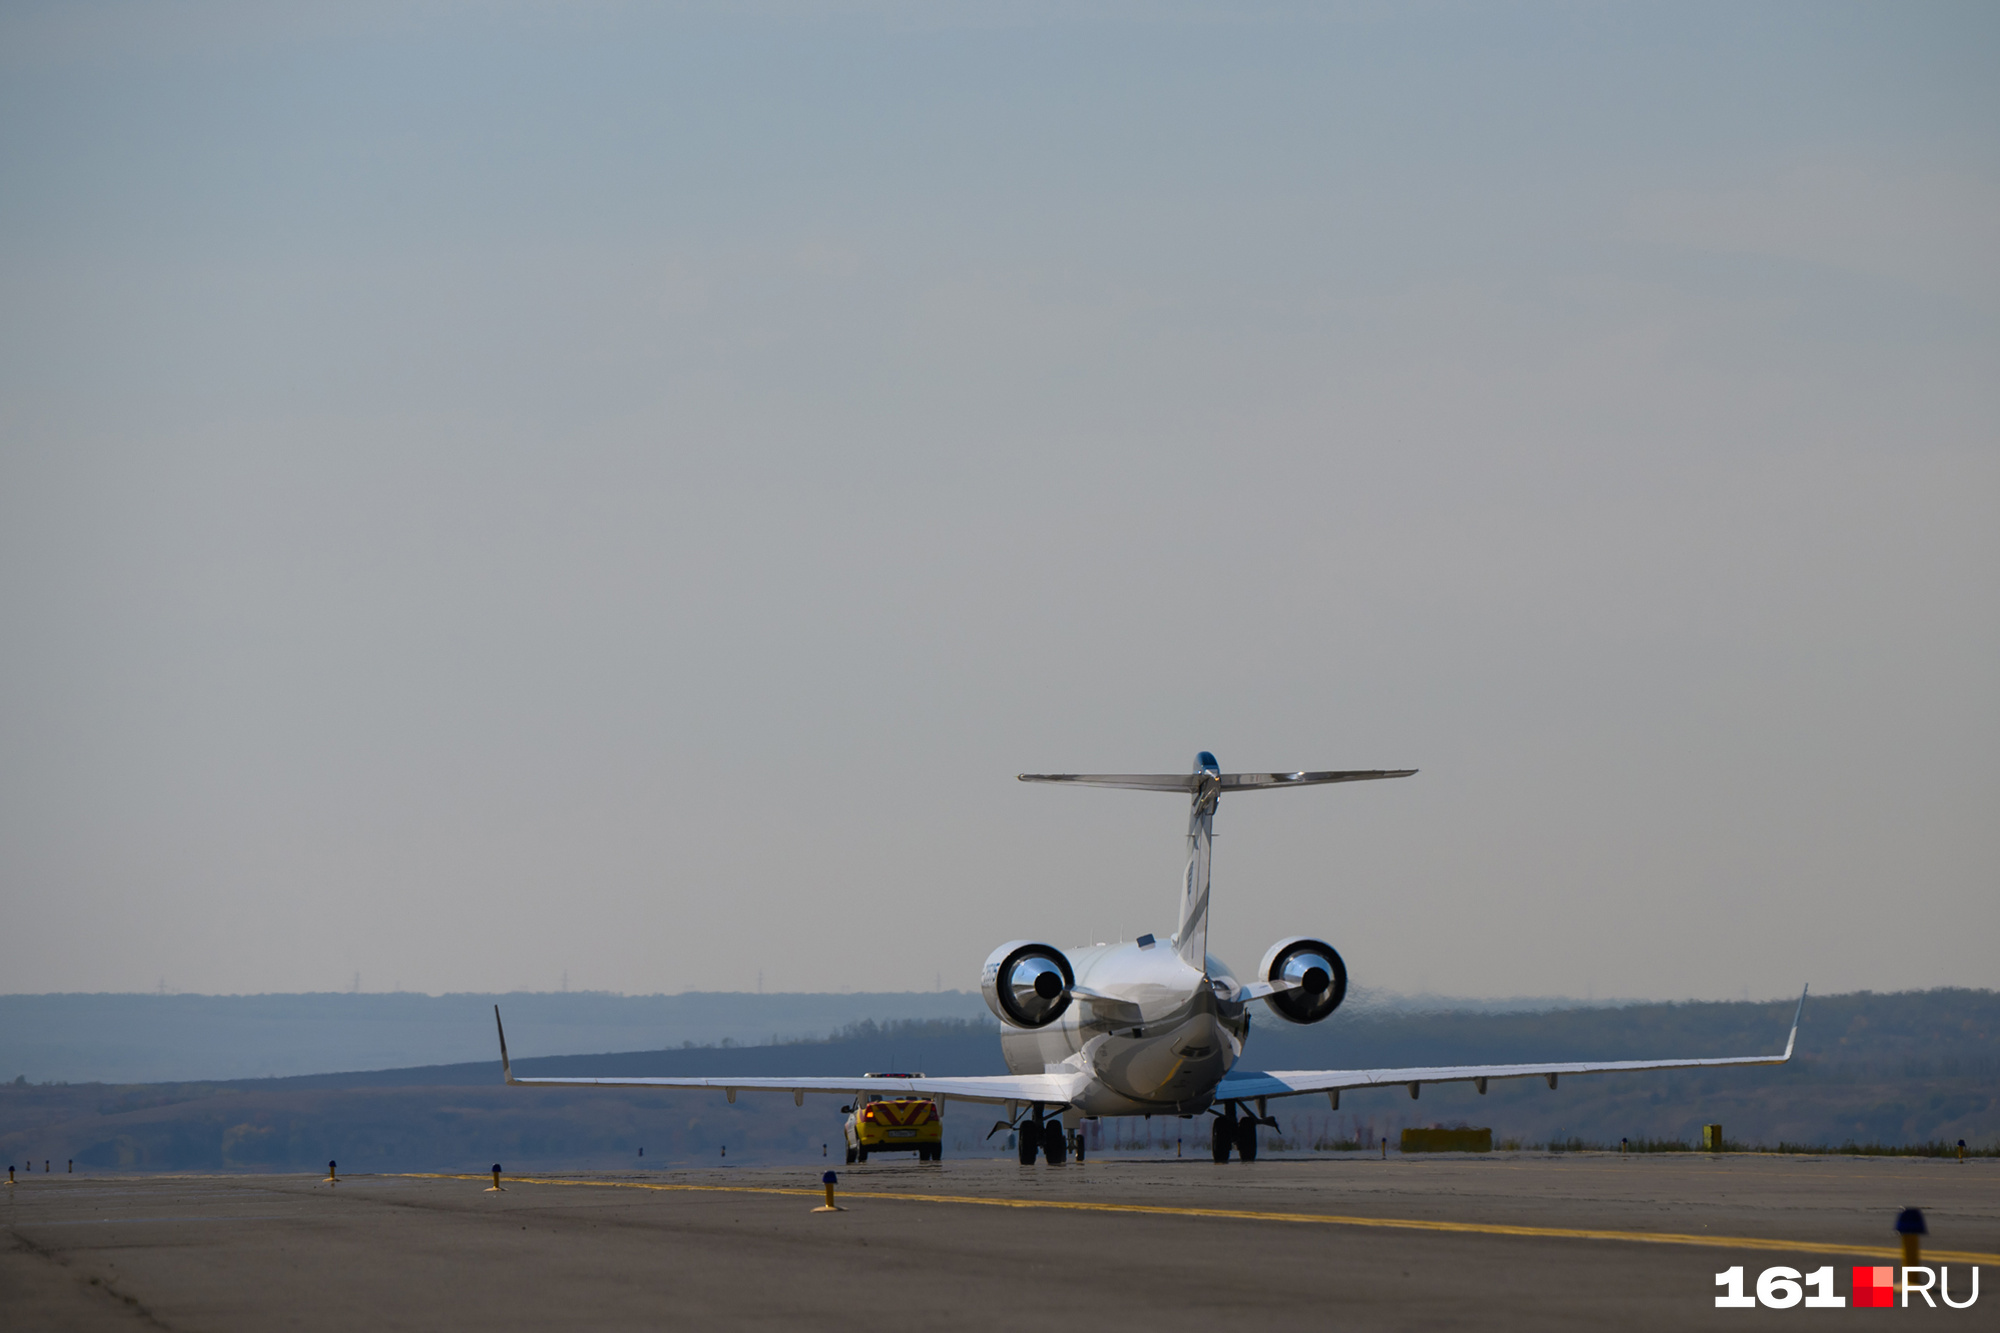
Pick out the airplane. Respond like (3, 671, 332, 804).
(495, 751, 1806, 1164)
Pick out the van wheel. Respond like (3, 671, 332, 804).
(856, 1147, 868, 1163)
(845, 1146, 856, 1164)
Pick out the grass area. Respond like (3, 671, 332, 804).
(1219, 1129, 1999, 1156)
(1547, 1135, 1700, 1153)
(1766, 1139, 1998, 1158)
(1243, 1130, 2000, 1156)
(1543, 1136, 1997, 1156)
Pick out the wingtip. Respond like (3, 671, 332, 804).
(494, 1004, 515, 1084)
(1781, 984, 1809, 1061)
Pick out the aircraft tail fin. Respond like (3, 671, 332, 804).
(1019, 755, 1415, 971)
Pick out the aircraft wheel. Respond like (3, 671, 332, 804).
(1017, 1130, 1037, 1166)
(1042, 1120, 1068, 1165)
(1072, 1132, 1086, 1163)
(1210, 1116, 1232, 1163)
(845, 1146, 856, 1164)
(1235, 1117, 1258, 1162)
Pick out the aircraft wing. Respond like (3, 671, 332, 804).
(1216, 986, 1807, 1104)
(494, 1007, 1083, 1107)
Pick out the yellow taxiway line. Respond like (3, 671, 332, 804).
(393, 1173, 1999, 1266)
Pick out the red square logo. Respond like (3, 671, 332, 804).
(1852, 1265, 1895, 1308)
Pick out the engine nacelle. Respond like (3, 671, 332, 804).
(1257, 936, 1347, 1025)
(981, 941, 1075, 1029)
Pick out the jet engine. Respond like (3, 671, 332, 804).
(1257, 936, 1347, 1024)
(981, 941, 1075, 1029)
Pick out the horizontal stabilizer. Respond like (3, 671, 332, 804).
(1018, 769, 1416, 792)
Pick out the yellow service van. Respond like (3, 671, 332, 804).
(842, 1080, 943, 1162)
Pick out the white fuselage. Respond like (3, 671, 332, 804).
(999, 940, 1252, 1117)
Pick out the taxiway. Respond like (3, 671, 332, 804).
(5, 1153, 1993, 1330)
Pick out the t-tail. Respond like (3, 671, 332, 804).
(1179, 751, 1221, 968)
(1017, 753, 1417, 973)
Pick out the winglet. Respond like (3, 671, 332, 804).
(488, 1008, 512, 1080)
(1780, 984, 1808, 1062)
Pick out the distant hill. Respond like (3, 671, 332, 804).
(1251, 986, 1999, 1151)
(0, 990, 992, 1083)
(1, 1017, 1006, 1175)
(2, 990, 1992, 1173)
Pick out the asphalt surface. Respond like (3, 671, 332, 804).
(4, 1153, 1994, 1330)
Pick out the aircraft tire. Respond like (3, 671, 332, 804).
(1042, 1120, 1068, 1165)
(1210, 1116, 1232, 1163)
(1072, 1132, 1085, 1163)
(1017, 1131, 1037, 1166)
(1235, 1117, 1258, 1162)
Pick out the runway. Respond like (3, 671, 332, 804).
(5, 1154, 1994, 1330)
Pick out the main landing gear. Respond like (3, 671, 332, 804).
(1210, 1104, 1261, 1162)
(1005, 1105, 1073, 1165)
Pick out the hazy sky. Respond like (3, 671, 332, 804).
(2, 2, 1994, 1002)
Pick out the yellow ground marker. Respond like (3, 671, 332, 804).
(393, 1173, 1999, 1266)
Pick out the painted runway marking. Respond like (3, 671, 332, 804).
(393, 1174, 2000, 1265)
